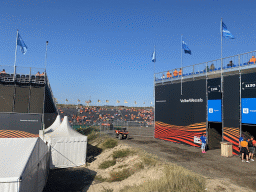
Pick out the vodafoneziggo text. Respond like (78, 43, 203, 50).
(180, 98, 203, 103)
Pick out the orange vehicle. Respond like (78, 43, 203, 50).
(115, 127, 129, 140)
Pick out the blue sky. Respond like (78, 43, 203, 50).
(1, 0, 256, 106)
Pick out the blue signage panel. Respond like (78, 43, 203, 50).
(242, 98, 256, 124)
(208, 99, 222, 122)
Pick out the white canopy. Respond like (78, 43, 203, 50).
(45, 115, 61, 134)
(45, 116, 87, 168)
(0, 138, 49, 192)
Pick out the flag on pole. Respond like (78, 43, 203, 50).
(152, 50, 156, 62)
(134, 101, 137, 105)
(106, 100, 109, 103)
(77, 99, 80, 102)
(17, 33, 28, 54)
(182, 41, 191, 54)
(98, 100, 101, 103)
(124, 100, 128, 103)
(65, 99, 68, 102)
(116, 100, 120, 103)
(221, 21, 234, 39)
(150, 102, 153, 105)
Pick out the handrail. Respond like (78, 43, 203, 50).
(155, 50, 256, 83)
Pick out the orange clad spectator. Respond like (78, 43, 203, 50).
(179, 68, 182, 76)
(0, 69, 6, 74)
(166, 71, 172, 78)
(249, 56, 256, 63)
(173, 69, 178, 77)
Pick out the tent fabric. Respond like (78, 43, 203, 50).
(44, 115, 61, 134)
(0, 138, 49, 192)
(45, 116, 87, 169)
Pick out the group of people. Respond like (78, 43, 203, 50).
(36, 71, 45, 76)
(0, 69, 6, 74)
(239, 135, 256, 163)
(163, 68, 182, 79)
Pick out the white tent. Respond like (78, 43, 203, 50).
(45, 116, 87, 169)
(0, 138, 49, 192)
(44, 115, 61, 134)
(39, 115, 62, 141)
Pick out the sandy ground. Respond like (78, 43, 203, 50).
(43, 136, 256, 192)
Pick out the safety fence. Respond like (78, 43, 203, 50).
(155, 50, 256, 83)
(99, 120, 155, 138)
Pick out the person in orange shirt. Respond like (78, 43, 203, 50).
(249, 56, 256, 63)
(240, 138, 250, 163)
(179, 68, 182, 76)
(173, 69, 178, 77)
(166, 71, 172, 78)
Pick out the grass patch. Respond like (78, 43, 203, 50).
(109, 168, 133, 182)
(94, 175, 108, 182)
(101, 187, 113, 192)
(99, 160, 116, 169)
(87, 130, 99, 142)
(101, 138, 118, 149)
(112, 149, 133, 159)
(120, 164, 206, 192)
(117, 164, 128, 169)
(140, 154, 158, 167)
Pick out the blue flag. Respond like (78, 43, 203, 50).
(152, 50, 156, 62)
(17, 33, 28, 54)
(182, 41, 191, 55)
(222, 21, 234, 39)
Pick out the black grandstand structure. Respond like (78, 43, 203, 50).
(0, 65, 57, 137)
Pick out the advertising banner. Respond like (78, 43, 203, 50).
(242, 98, 256, 124)
(208, 99, 221, 122)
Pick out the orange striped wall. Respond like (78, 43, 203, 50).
(155, 121, 206, 147)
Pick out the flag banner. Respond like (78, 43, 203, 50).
(150, 102, 153, 105)
(116, 100, 120, 103)
(152, 50, 156, 62)
(66, 99, 68, 102)
(222, 21, 234, 39)
(106, 100, 109, 103)
(134, 101, 137, 105)
(98, 100, 101, 103)
(143, 102, 145, 104)
(124, 100, 128, 103)
(78, 99, 80, 102)
(17, 33, 28, 54)
(182, 41, 191, 54)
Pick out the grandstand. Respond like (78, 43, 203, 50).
(0, 65, 58, 137)
(155, 50, 256, 155)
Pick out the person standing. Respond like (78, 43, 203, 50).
(248, 136, 255, 162)
(240, 138, 250, 163)
(200, 133, 207, 153)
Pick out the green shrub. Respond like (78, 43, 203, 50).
(99, 160, 116, 169)
(102, 138, 118, 149)
(87, 130, 98, 142)
(112, 149, 131, 159)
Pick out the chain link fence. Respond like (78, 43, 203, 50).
(99, 120, 155, 138)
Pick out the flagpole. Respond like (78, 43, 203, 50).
(221, 18, 223, 92)
(13, 30, 19, 80)
(181, 34, 183, 95)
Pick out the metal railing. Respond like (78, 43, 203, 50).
(155, 50, 256, 83)
(0, 65, 45, 84)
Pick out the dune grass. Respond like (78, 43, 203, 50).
(99, 160, 116, 169)
(119, 164, 206, 192)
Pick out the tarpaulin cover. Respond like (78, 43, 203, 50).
(44, 116, 87, 169)
(0, 137, 49, 192)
